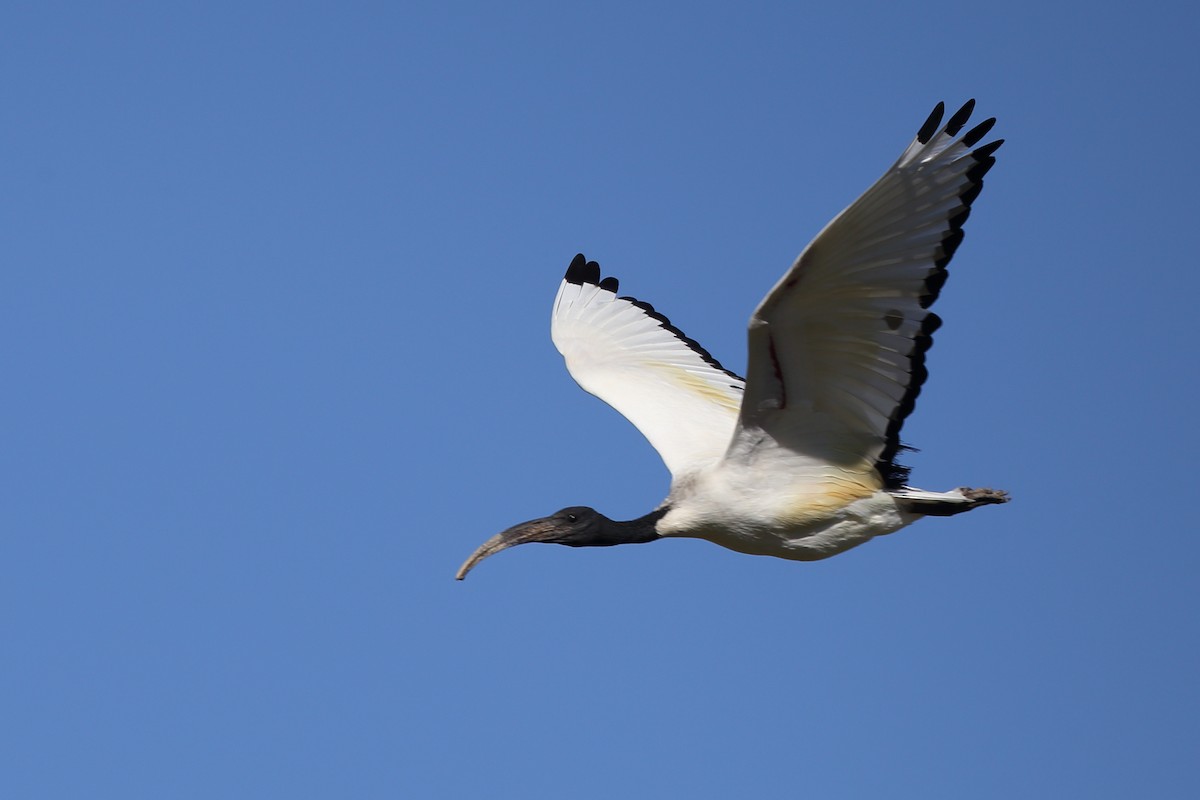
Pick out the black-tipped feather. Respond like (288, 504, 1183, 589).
(564, 253, 600, 285)
(962, 118, 997, 147)
(959, 181, 984, 207)
(916, 102, 945, 144)
(944, 99, 976, 136)
(971, 138, 1004, 160)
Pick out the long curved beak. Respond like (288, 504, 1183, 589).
(455, 518, 558, 580)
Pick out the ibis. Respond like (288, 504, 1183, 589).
(457, 100, 1009, 580)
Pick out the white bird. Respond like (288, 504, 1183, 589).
(457, 100, 1009, 580)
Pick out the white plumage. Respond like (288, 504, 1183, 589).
(551, 277, 744, 478)
(457, 100, 1009, 580)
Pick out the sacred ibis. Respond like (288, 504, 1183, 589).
(457, 100, 1009, 580)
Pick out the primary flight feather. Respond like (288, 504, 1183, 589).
(457, 100, 1009, 580)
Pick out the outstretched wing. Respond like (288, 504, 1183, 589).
(551, 254, 745, 478)
(735, 100, 1002, 489)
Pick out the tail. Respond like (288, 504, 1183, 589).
(892, 486, 1010, 517)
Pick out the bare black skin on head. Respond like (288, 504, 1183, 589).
(455, 507, 664, 580)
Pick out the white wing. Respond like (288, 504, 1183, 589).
(735, 100, 1003, 490)
(552, 255, 745, 478)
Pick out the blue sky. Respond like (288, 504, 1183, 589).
(5, 1, 1198, 797)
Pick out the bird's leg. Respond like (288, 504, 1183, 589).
(893, 486, 1010, 517)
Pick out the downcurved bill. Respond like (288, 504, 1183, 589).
(455, 518, 559, 580)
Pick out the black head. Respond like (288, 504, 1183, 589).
(538, 507, 613, 547)
(455, 506, 662, 580)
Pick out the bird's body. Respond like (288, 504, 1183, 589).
(656, 454, 900, 559)
(457, 100, 1009, 580)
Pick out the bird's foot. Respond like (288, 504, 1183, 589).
(957, 487, 1010, 505)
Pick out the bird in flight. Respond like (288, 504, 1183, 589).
(457, 100, 1009, 580)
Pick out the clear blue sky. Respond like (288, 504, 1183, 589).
(5, 1, 1198, 797)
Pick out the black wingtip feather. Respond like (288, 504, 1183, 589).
(944, 99, 976, 136)
(959, 181, 984, 207)
(916, 102, 945, 144)
(598, 276, 619, 292)
(925, 270, 949, 296)
(971, 138, 1004, 160)
(937, 229, 965, 266)
(962, 117, 997, 147)
(965, 157, 997, 184)
(564, 253, 597, 284)
(919, 268, 948, 309)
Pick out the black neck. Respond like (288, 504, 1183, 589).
(597, 507, 666, 546)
